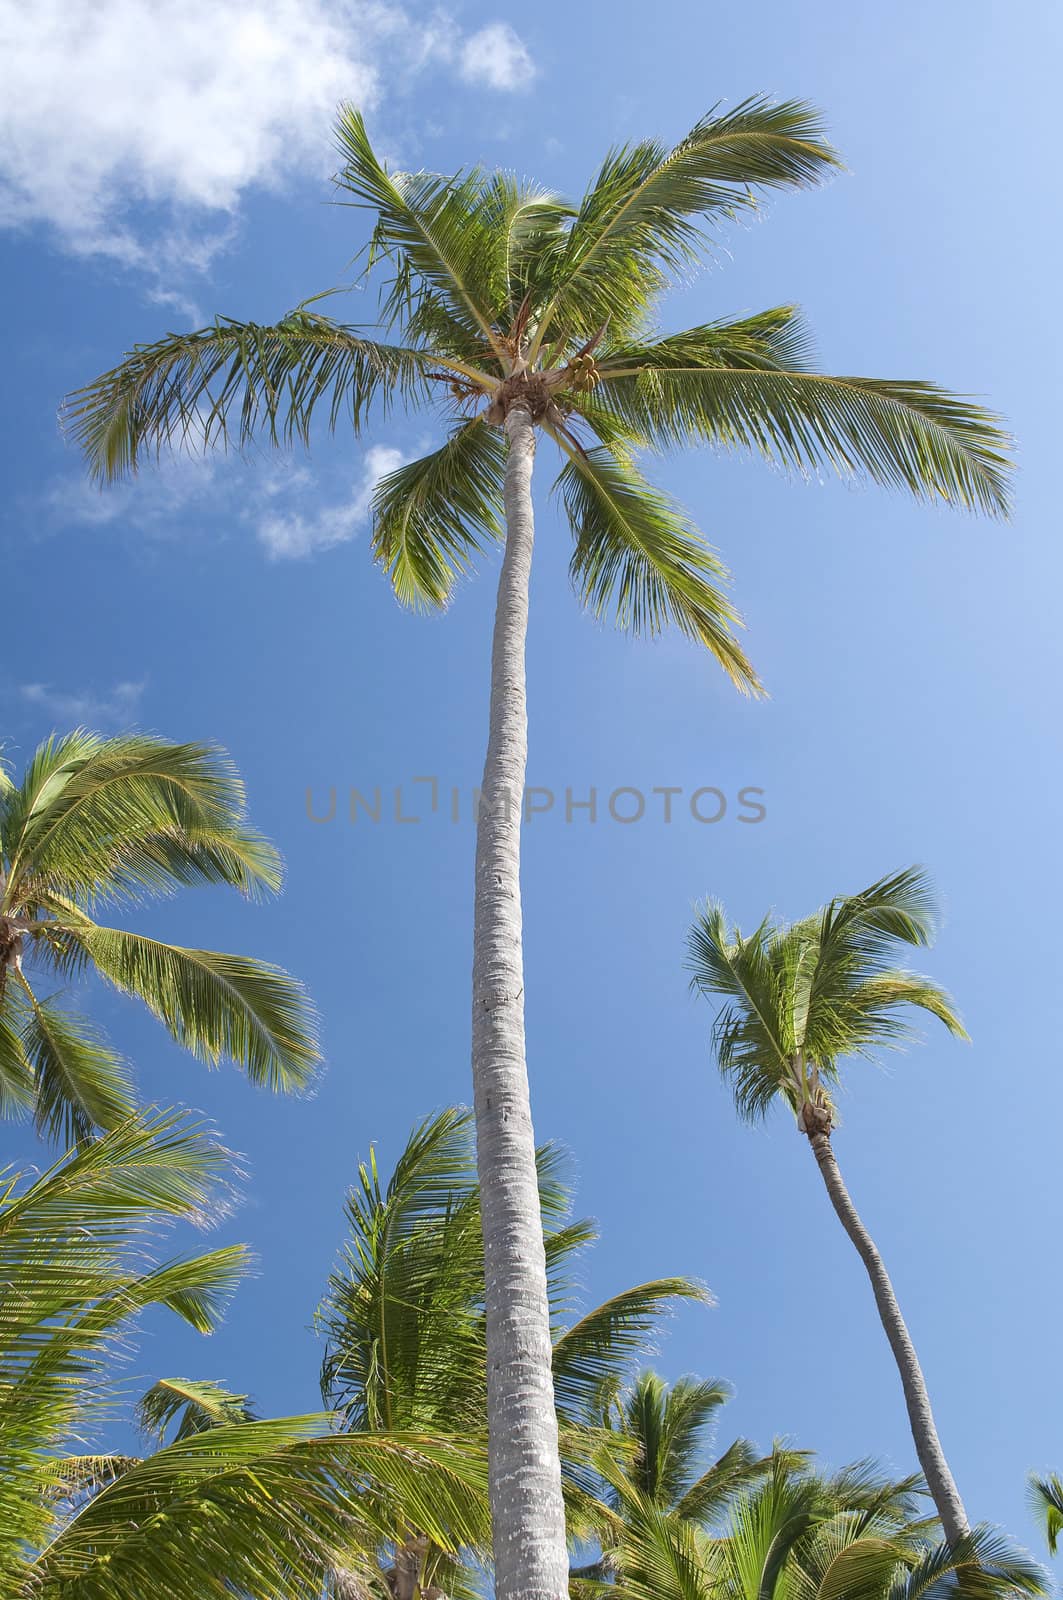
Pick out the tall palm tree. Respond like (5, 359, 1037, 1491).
(4, 1109, 492, 1600)
(0, 730, 318, 1141)
(316, 1107, 709, 1597)
(66, 103, 1012, 1595)
(686, 867, 971, 1546)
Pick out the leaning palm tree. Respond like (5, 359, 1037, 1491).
(0, 730, 317, 1141)
(66, 102, 1012, 1595)
(316, 1107, 709, 1597)
(4, 1109, 492, 1600)
(687, 867, 971, 1546)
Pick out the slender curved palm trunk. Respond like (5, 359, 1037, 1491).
(807, 1131, 968, 1547)
(471, 402, 569, 1600)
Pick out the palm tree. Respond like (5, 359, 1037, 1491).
(4, 1109, 492, 1600)
(316, 1107, 710, 1597)
(66, 102, 1013, 1594)
(687, 867, 972, 1546)
(590, 1453, 1045, 1600)
(598, 1371, 778, 1527)
(572, 1369, 792, 1586)
(1027, 1474, 1063, 1555)
(0, 730, 318, 1141)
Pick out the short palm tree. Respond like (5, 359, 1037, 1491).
(5, 1109, 492, 1600)
(0, 730, 318, 1141)
(598, 1372, 780, 1524)
(316, 1107, 709, 1596)
(687, 868, 971, 1546)
(67, 103, 1012, 1595)
(574, 1370, 789, 1584)
(596, 1455, 1045, 1600)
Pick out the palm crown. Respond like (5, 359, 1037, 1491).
(0, 730, 318, 1143)
(3, 1110, 493, 1600)
(67, 101, 1012, 694)
(686, 867, 968, 1134)
(317, 1107, 707, 1436)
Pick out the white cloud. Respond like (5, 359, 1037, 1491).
(256, 444, 405, 560)
(0, 2, 537, 275)
(45, 452, 218, 528)
(459, 23, 535, 91)
(20, 680, 146, 728)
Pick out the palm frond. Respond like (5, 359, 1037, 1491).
(592, 367, 1012, 515)
(371, 419, 506, 608)
(532, 98, 840, 349)
(334, 106, 506, 359)
(4, 733, 281, 909)
(552, 1280, 712, 1424)
(1027, 1473, 1063, 1555)
(555, 444, 760, 692)
(686, 905, 796, 1121)
(137, 1377, 257, 1442)
(15, 980, 135, 1144)
(601, 307, 816, 376)
(32, 1422, 491, 1600)
(55, 921, 318, 1092)
(64, 313, 446, 483)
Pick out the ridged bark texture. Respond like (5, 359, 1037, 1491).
(471, 403, 569, 1600)
(808, 1130, 969, 1547)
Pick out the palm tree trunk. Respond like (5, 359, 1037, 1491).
(807, 1130, 968, 1547)
(471, 400, 568, 1600)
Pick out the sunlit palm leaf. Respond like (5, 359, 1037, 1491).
(64, 313, 455, 483)
(555, 445, 759, 692)
(371, 420, 506, 608)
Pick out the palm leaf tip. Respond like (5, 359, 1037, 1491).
(555, 445, 763, 694)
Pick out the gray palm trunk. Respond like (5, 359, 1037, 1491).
(471, 401, 570, 1600)
(807, 1129, 969, 1547)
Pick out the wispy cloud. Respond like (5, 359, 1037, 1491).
(459, 24, 536, 91)
(45, 452, 218, 529)
(256, 445, 406, 560)
(19, 680, 147, 728)
(44, 442, 409, 564)
(0, 1, 537, 296)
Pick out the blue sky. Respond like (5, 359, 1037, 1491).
(3, 0, 1061, 1560)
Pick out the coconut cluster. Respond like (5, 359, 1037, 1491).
(566, 352, 601, 394)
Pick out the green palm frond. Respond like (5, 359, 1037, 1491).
(317, 1107, 484, 1432)
(136, 1377, 257, 1442)
(531, 98, 840, 350)
(674, 1439, 775, 1527)
(32, 1422, 490, 1600)
(601, 307, 815, 376)
(0, 1004, 35, 1119)
(555, 444, 759, 692)
(687, 905, 795, 1121)
(15, 980, 135, 1144)
(469, 171, 574, 326)
(53, 921, 318, 1093)
(552, 1281, 712, 1424)
(592, 367, 1012, 515)
(890, 1525, 1048, 1600)
(64, 314, 447, 483)
(2, 732, 280, 908)
(334, 106, 507, 357)
(1028, 1473, 1063, 1555)
(371, 420, 506, 608)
